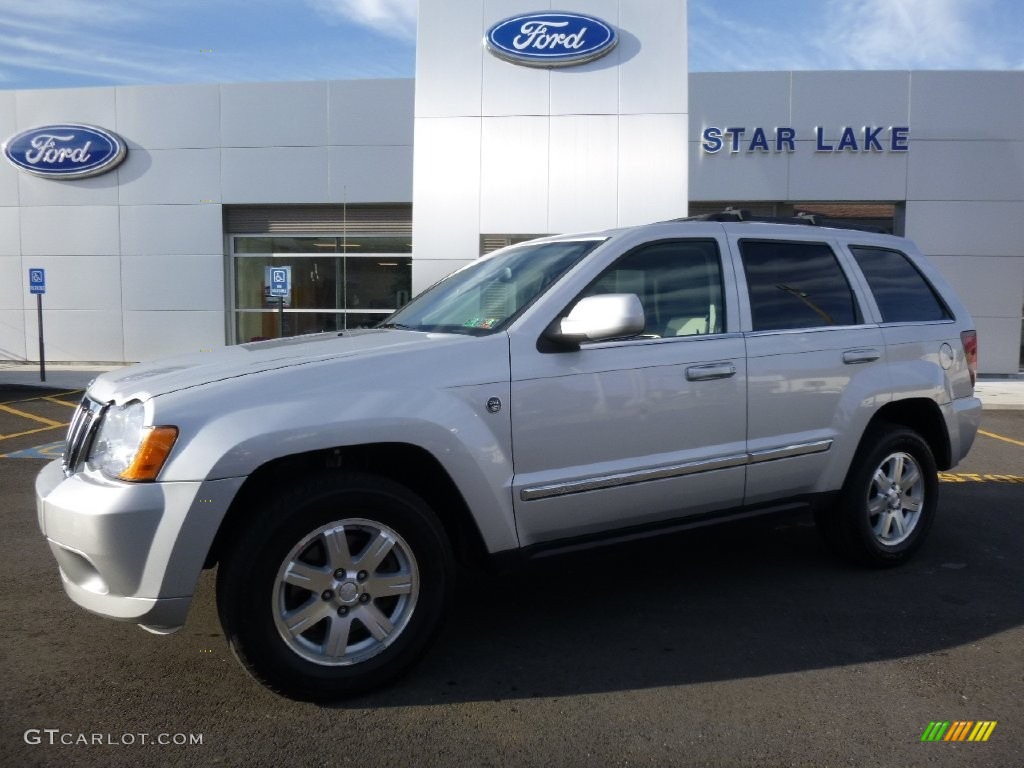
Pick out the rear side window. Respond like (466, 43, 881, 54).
(850, 246, 952, 323)
(740, 240, 860, 331)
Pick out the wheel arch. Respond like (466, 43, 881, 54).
(204, 443, 491, 571)
(866, 398, 952, 470)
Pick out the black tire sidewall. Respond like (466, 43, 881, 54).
(839, 425, 938, 566)
(217, 472, 453, 701)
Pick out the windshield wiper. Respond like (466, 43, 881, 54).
(377, 322, 415, 330)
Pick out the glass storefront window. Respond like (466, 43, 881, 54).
(233, 236, 412, 254)
(231, 236, 412, 343)
(235, 236, 339, 254)
(235, 256, 344, 310)
(341, 236, 412, 253)
(346, 257, 412, 311)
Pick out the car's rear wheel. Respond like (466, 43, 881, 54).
(816, 424, 938, 567)
(216, 471, 454, 701)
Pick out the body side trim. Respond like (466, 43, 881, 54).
(520, 439, 833, 501)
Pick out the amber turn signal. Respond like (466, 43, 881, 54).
(120, 426, 179, 481)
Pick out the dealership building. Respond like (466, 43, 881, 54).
(1, 0, 1021, 372)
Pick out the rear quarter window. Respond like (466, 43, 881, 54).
(850, 246, 952, 323)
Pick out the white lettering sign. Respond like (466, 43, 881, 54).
(513, 21, 589, 51)
(24, 134, 93, 165)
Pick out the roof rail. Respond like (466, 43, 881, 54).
(678, 208, 814, 226)
(671, 208, 888, 233)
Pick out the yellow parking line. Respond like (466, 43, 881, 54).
(0, 423, 68, 441)
(939, 472, 1024, 483)
(43, 397, 79, 408)
(978, 429, 1024, 448)
(0, 389, 82, 406)
(0, 403, 64, 427)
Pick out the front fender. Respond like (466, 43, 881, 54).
(158, 379, 518, 554)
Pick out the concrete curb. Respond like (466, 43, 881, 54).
(0, 365, 116, 393)
(975, 380, 1024, 411)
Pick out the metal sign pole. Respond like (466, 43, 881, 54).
(37, 293, 46, 382)
(267, 266, 291, 339)
(29, 268, 47, 381)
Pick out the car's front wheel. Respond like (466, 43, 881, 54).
(816, 424, 938, 567)
(216, 471, 454, 701)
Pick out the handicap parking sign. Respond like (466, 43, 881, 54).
(29, 268, 46, 294)
(267, 266, 291, 298)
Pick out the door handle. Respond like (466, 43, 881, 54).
(842, 348, 881, 364)
(686, 362, 736, 381)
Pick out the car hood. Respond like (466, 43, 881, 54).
(88, 330, 476, 403)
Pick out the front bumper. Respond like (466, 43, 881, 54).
(36, 459, 243, 631)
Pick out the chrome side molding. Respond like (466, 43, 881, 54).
(520, 439, 833, 501)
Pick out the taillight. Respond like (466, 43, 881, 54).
(960, 330, 977, 387)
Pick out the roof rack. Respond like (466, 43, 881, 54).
(672, 208, 888, 233)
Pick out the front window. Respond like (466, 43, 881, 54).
(382, 239, 603, 336)
(576, 239, 725, 338)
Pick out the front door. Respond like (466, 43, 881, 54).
(509, 238, 748, 546)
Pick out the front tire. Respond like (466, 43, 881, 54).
(217, 471, 454, 701)
(816, 424, 938, 567)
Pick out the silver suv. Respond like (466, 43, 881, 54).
(36, 217, 982, 701)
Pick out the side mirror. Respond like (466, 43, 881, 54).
(546, 294, 645, 347)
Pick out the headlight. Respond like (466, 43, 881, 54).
(88, 401, 178, 481)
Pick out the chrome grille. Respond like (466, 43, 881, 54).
(62, 397, 106, 477)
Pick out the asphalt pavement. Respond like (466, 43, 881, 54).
(1, 382, 1022, 767)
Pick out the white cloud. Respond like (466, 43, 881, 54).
(689, 3, 828, 72)
(0, 31, 218, 86)
(308, 0, 417, 40)
(823, 0, 1005, 69)
(0, 0, 224, 86)
(0, 0, 415, 88)
(690, 0, 1020, 72)
(0, 0, 150, 28)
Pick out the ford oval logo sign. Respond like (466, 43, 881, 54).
(485, 12, 618, 68)
(2, 124, 127, 179)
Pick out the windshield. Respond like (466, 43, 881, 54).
(380, 239, 604, 335)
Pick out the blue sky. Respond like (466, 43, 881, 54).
(1, 0, 1021, 90)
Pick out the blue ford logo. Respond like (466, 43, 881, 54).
(485, 12, 618, 68)
(3, 124, 127, 179)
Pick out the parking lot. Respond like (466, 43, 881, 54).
(2, 385, 1021, 767)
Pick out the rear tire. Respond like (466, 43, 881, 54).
(216, 471, 454, 701)
(816, 424, 938, 567)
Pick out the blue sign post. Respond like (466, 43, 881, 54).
(266, 266, 291, 337)
(29, 268, 46, 381)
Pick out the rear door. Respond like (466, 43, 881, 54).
(508, 235, 748, 546)
(730, 233, 888, 505)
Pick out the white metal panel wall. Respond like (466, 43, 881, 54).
(904, 72, 1024, 375)
(0, 91, 18, 209)
(412, 0, 689, 292)
(1, 77, 415, 363)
